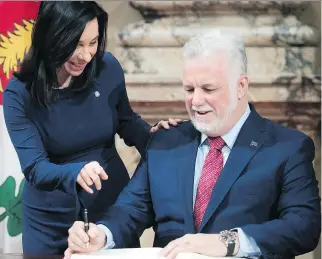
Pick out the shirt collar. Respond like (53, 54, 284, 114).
(200, 104, 251, 150)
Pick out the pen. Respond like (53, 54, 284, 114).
(84, 208, 89, 248)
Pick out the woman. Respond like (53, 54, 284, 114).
(3, 1, 178, 255)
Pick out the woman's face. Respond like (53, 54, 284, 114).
(61, 18, 99, 77)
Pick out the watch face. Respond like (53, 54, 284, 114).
(220, 230, 237, 244)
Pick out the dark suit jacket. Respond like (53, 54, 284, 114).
(98, 106, 321, 259)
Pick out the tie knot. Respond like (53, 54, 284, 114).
(208, 137, 225, 150)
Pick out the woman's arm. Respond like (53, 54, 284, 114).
(3, 86, 87, 194)
(115, 79, 151, 157)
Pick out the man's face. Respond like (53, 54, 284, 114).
(183, 53, 238, 136)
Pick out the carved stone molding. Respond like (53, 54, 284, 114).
(116, 47, 318, 84)
(118, 15, 319, 47)
(129, 1, 307, 16)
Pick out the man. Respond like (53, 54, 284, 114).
(65, 31, 321, 259)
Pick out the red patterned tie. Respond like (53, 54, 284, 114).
(194, 137, 225, 230)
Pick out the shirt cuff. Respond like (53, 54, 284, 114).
(233, 228, 261, 258)
(97, 224, 116, 249)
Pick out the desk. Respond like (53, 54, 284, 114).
(0, 255, 61, 259)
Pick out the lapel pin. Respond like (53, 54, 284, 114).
(94, 91, 100, 97)
(250, 140, 258, 147)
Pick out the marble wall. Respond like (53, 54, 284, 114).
(100, 1, 321, 258)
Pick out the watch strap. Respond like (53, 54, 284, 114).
(226, 241, 235, 256)
(219, 230, 237, 257)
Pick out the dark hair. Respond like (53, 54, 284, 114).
(14, 1, 108, 107)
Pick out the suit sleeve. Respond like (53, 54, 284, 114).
(241, 136, 321, 259)
(3, 88, 87, 194)
(96, 158, 154, 248)
(115, 70, 151, 157)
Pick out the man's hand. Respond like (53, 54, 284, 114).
(77, 161, 108, 194)
(160, 233, 239, 259)
(64, 221, 106, 259)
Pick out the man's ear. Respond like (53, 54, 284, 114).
(237, 76, 249, 100)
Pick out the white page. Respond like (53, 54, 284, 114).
(71, 248, 163, 259)
(176, 253, 232, 259)
(71, 248, 236, 259)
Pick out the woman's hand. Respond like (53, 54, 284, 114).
(150, 118, 184, 134)
(77, 161, 108, 194)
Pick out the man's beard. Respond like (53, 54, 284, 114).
(189, 94, 238, 136)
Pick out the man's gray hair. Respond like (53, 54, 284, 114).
(183, 30, 248, 76)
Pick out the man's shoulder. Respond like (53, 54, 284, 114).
(148, 120, 198, 150)
(265, 118, 314, 148)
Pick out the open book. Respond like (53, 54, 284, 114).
(70, 248, 236, 259)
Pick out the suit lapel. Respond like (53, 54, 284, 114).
(198, 107, 268, 231)
(176, 123, 200, 234)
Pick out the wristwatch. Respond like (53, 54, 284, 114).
(219, 230, 237, 256)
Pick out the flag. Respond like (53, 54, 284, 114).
(0, 1, 40, 253)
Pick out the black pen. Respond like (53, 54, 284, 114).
(84, 208, 89, 248)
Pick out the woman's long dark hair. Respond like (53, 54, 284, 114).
(14, 1, 108, 107)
